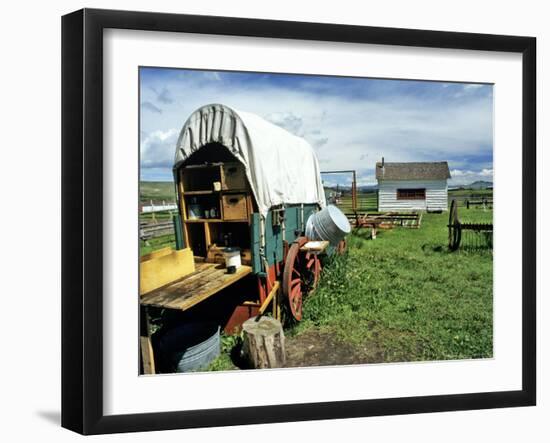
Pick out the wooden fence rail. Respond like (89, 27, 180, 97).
(140, 220, 174, 240)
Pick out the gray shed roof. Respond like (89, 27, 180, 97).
(375, 161, 451, 181)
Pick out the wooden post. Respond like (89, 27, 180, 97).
(173, 213, 184, 250)
(140, 305, 156, 375)
(352, 170, 357, 212)
(241, 316, 286, 369)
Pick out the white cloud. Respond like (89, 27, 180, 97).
(450, 169, 468, 177)
(140, 71, 493, 185)
(204, 71, 222, 81)
(265, 112, 304, 136)
(453, 83, 489, 98)
(449, 168, 493, 185)
(141, 128, 179, 169)
(463, 84, 485, 90)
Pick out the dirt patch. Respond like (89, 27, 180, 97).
(284, 329, 385, 368)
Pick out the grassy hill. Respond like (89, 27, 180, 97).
(468, 180, 493, 190)
(140, 181, 176, 201)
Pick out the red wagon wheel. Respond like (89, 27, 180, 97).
(282, 237, 321, 321)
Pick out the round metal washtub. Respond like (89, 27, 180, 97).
(159, 322, 220, 373)
(305, 205, 351, 246)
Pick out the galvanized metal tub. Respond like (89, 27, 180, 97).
(159, 322, 221, 373)
(305, 205, 351, 245)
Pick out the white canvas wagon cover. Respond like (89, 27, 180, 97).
(174, 104, 326, 217)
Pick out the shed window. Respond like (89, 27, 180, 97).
(396, 188, 426, 200)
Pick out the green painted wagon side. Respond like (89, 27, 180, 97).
(249, 204, 319, 274)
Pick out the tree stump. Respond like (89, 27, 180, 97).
(241, 316, 286, 369)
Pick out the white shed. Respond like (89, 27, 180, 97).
(376, 160, 451, 212)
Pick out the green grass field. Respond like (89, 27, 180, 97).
(140, 181, 176, 201)
(140, 234, 176, 257)
(138, 181, 493, 368)
(291, 206, 493, 363)
(207, 205, 493, 370)
(448, 188, 493, 197)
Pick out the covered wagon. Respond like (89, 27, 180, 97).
(139, 104, 349, 372)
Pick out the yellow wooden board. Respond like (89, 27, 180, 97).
(140, 248, 195, 295)
(140, 263, 252, 311)
(140, 246, 172, 262)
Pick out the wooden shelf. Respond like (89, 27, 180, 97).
(177, 162, 253, 262)
(182, 189, 248, 196)
(183, 190, 218, 195)
(185, 218, 223, 223)
(184, 219, 248, 223)
(220, 189, 249, 194)
(182, 162, 224, 169)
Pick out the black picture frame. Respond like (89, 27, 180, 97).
(62, 8, 536, 435)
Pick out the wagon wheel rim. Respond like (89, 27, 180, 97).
(336, 239, 347, 255)
(282, 237, 317, 321)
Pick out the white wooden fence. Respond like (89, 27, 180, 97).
(140, 200, 178, 214)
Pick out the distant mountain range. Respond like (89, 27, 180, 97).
(465, 180, 493, 189)
(450, 180, 493, 190)
(324, 180, 493, 192)
(143, 179, 494, 199)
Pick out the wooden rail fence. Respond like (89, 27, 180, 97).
(140, 220, 174, 240)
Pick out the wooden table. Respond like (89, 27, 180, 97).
(141, 262, 252, 311)
(140, 262, 252, 375)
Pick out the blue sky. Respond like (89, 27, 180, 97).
(140, 67, 493, 186)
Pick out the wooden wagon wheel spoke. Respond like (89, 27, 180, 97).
(312, 255, 321, 288)
(336, 238, 347, 255)
(290, 282, 301, 297)
(289, 278, 302, 318)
